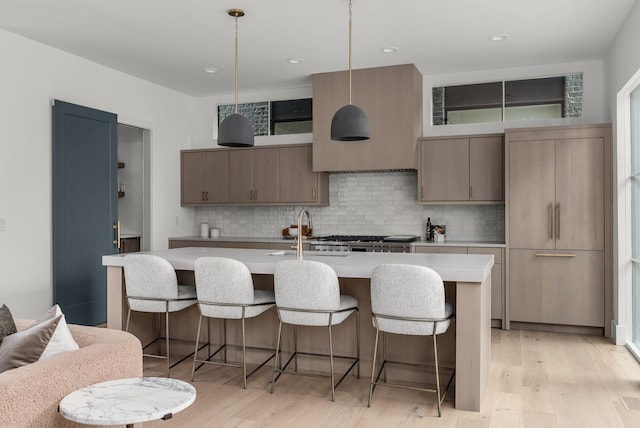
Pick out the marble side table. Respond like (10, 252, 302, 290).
(59, 377, 196, 427)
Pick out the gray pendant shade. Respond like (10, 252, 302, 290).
(218, 113, 254, 147)
(331, 104, 371, 141)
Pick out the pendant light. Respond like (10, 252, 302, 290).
(330, 0, 370, 141)
(218, 8, 254, 147)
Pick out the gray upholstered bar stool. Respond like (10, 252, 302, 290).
(270, 259, 360, 402)
(191, 257, 277, 388)
(124, 254, 202, 377)
(368, 264, 455, 416)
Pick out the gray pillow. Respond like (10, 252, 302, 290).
(0, 315, 61, 373)
(0, 304, 17, 344)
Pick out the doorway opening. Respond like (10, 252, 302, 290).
(117, 124, 151, 252)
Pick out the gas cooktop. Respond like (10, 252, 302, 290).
(314, 235, 419, 243)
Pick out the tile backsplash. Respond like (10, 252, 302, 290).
(195, 172, 504, 242)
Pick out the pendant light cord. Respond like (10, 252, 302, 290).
(234, 14, 239, 114)
(348, 0, 353, 105)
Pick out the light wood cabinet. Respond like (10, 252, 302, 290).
(418, 135, 504, 204)
(506, 124, 612, 332)
(509, 249, 604, 327)
(509, 137, 604, 251)
(280, 145, 329, 204)
(229, 148, 280, 203)
(181, 151, 229, 205)
(469, 247, 504, 324)
(312, 64, 423, 172)
(181, 144, 329, 206)
(415, 245, 505, 326)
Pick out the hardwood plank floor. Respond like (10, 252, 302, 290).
(145, 329, 640, 427)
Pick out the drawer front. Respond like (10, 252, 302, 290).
(509, 249, 604, 327)
(217, 242, 269, 249)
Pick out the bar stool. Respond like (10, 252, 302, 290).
(191, 257, 277, 388)
(124, 254, 203, 377)
(270, 259, 360, 402)
(368, 264, 455, 416)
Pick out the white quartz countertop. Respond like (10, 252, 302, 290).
(413, 240, 505, 248)
(103, 247, 493, 283)
(169, 236, 505, 248)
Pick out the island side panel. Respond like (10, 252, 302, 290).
(455, 272, 491, 412)
(106, 266, 124, 330)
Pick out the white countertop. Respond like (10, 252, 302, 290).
(103, 247, 493, 283)
(169, 236, 505, 248)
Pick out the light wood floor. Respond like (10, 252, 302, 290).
(145, 329, 640, 428)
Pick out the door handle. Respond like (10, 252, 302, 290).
(113, 221, 121, 250)
(548, 203, 554, 239)
(556, 202, 560, 240)
(535, 253, 576, 257)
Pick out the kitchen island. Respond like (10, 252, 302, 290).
(103, 247, 493, 412)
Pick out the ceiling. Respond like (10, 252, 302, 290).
(0, 0, 636, 97)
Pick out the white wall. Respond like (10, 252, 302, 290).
(0, 29, 194, 318)
(606, 0, 640, 340)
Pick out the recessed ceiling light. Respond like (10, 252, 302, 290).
(490, 34, 509, 42)
(381, 47, 398, 53)
(204, 67, 219, 73)
(287, 58, 304, 64)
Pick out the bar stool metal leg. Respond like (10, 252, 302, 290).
(270, 320, 283, 394)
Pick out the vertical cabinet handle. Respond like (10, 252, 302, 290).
(113, 221, 121, 249)
(312, 188, 317, 200)
(556, 202, 560, 239)
(548, 203, 554, 239)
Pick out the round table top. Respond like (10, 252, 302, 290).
(59, 377, 196, 426)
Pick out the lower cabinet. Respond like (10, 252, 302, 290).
(120, 237, 141, 254)
(413, 245, 504, 327)
(509, 249, 604, 327)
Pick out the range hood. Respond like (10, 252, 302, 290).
(311, 64, 423, 172)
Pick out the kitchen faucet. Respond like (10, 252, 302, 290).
(292, 208, 312, 260)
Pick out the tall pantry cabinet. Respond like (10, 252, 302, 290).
(506, 124, 612, 336)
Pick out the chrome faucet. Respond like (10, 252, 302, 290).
(292, 208, 312, 260)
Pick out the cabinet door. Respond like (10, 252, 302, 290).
(469, 247, 503, 320)
(204, 151, 230, 204)
(555, 138, 604, 251)
(280, 146, 319, 203)
(509, 249, 604, 327)
(508, 140, 556, 249)
(420, 138, 469, 201)
(253, 148, 280, 203)
(469, 136, 504, 201)
(229, 150, 255, 203)
(181, 152, 206, 204)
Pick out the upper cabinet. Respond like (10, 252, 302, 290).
(181, 144, 329, 206)
(279, 145, 326, 203)
(181, 150, 229, 205)
(229, 148, 280, 203)
(312, 64, 423, 172)
(418, 134, 504, 204)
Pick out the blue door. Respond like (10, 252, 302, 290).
(52, 100, 118, 325)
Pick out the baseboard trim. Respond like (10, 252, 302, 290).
(510, 321, 604, 337)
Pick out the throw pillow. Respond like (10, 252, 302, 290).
(0, 315, 61, 373)
(30, 304, 79, 359)
(0, 304, 17, 344)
